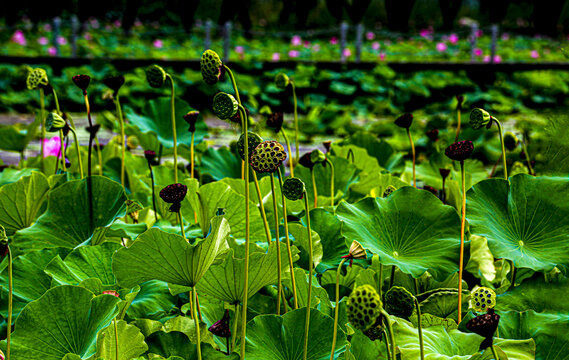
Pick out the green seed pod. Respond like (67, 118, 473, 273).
(383, 185, 397, 197)
(250, 140, 287, 173)
(346, 285, 383, 332)
(45, 112, 66, 132)
(275, 72, 290, 89)
(201, 49, 223, 85)
(510, 161, 529, 176)
(504, 132, 519, 151)
(310, 149, 326, 164)
(26, 68, 49, 90)
(471, 287, 496, 312)
(237, 132, 263, 161)
(283, 177, 305, 200)
(146, 64, 167, 88)
(385, 286, 415, 319)
(213, 92, 239, 120)
(469, 108, 492, 130)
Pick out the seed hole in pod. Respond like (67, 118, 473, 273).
(482, 304, 486, 308)
(364, 315, 370, 323)
(487, 294, 491, 298)
(476, 302, 480, 306)
(370, 303, 376, 308)
(487, 300, 492, 304)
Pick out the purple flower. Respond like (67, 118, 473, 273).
(483, 55, 501, 63)
(501, 33, 510, 41)
(530, 50, 539, 59)
(330, 37, 338, 45)
(84, 32, 92, 41)
(343, 48, 352, 57)
(379, 53, 386, 61)
(372, 41, 380, 50)
(56, 36, 67, 46)
(474, 48, 483, 56)
(89, 18, 100, 29)
(272, 52, 280, 61)
(476, 29, 483, 38)
(11, 30, 27, 46)
(449, 33, 459, 44)
(366, 31, 375, 40)
(235, 45, 244, 54)
(291, 35, 301, 46)
(113, 20, 121, 28)
(47, 46, 57, 56)
(436, 42, 447, 52)
(153, 39, 163, 48)
(38, 37, 48, 45)
(43, 136, 64, 157)
(288, 50, 299, 58)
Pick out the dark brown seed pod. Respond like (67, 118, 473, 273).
(159, 183, 188, 212)
(102, 74, 125, 93)
(266, 112, 284, 132)
(394, 113, 413, 129)
(298, 152, 314, 169)
(209, 310, 231, 338)
(72, 74, 91, 93)
(445, 140, 474, 161)
(466, 308, 500, 350)
(183, 110, 200, 133)
(439, 168, 451, 179)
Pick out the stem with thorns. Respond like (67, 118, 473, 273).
(329, 257, 348, 360)
(167, 74, 179, 183)
(252, 172, 272, 245)
(302, 191, 313, 360)
(457, 160, 466, 323)
(270, 173, 282, 314)
(291, 81, 299, 164)
(407, 128, 416, 188)
(69, 127, 84, 179)
(281, 130, 295, 177)
(277, 167, 298, 309)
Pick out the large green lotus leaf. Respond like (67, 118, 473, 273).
(146, 331, 236, 360)
(197, 241, 299, 304)
(345, 330, 388, 360)
(347, 171, 409, 202)
(163, 316, 215, 348)
(0, 167, 35, 186)
(44, 242, 121, 287)
(284, 268, 333, 314)
(308, 208, 350, 273)
(331, 144, 383, 174)
(467, 174, 569, 274)
(288, 221, 323, 270)
(6, 285, 120, 359)
(124, 97, 207, 149)
(0, 118, 38, 152)
(200, 146, 242, 181)
(113, 216, 230, 288)
(14, 176, 127, 248)
(336, 186, 462, 280)
(0, 171, 50, 235)
(127, 280, 177, 320)
(95, 320, 148, 359)
(245, 308, 348, 360)
(465, 235, 496, 282)
(496, 274, 569, 313)
(336, 131, 405, 172)
(393, 318, 536, 360)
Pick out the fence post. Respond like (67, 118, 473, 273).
(340, 22, 348, 63)
(490, 23, 499, 64)
(355, 23, 364, 63)
(223, 21, 231, 63)
(204, 20, 212, 51)
(470, 22, 478, 62)
(71, 15, 79, 57)
(52, 17, 61, 56)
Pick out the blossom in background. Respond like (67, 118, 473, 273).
(89, 18, 100, 29)
(379, 53, 386, 61)
(153, 39, 163, 48)
(291, 35, 301, 46)
(330, 37, 338, 45)
(43, 23, 52, 32)
(272, 52, 280, 61)
(38, 37, 48, 45)
(56, 36, 67, 46)
(134, 19, 143, 27)
(304, 40, 311, 48)
(113, 20, 121, 28)
(420, 27, 433, 39)
(474, 48, 483, 56)
(366, 31, 375, 40)
(530, 50, 539, 59)
(43, 136, 64, 157)
(476, 29, 483, 37)
(372, 41, 380, 50)
(483, 55, 502, 63)
(47, 46, 57, 56)
(501, 33, 510, 41)
(84, 32, 92, 41)
(449, 33, 458, 44)
(11, 30, 27, 46)
(235, 45, 244, 54)
(343, 48, 352, 57)
(312, 44, 321, 52)
(436, 42, 447, 52)
(288, 50, 299, 58)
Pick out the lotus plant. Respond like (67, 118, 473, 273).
(455, 95, 464, 142)
(72, 74, 99, 177)
(26, 68, 48, 171)
(183, 111, 200, 180)
(275, 72, 300, 168)
(1, 225, 11, 360)
(445, 140, 474, 323)
(470, 108, 507, 180)
(266, 111, 294, 176)
(102, 74, 126, 188)
(159, 183, 188, 240)
(46, 112, 83, 178)
(467, 287, 500, 358)
(439, 168, 451, 204)
(310, 149, 335, 207)
(395, 113, 416, 187)
(298, 153, 317, 206)
(144, 150, 159, 223)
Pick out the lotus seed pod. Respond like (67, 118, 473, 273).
(237, 132, 263, 161)
(394, 113, 413, 129)
(383, 185, 397, 197)
(385, 286, 415, 318)
(466, 308, 500, 349)
(310, 149, 326, 164)
(45, 112, 66, 132)
(266, 112, 284, 132)
(323, 140, 332, 152)
(445, 140, 474, 161)
(213, 92, 239, 120)
(250, 140, 287, 173)
(102, 74, 125, 93)
(283, 177, 305, 201)
(471, 287, 496, 312)
(184, 110, 200, 132)
(201, 49, 223, 85)
(456, 95, 465, 110)
(209, 310, 231, 338)
(298, 152, 314, 169)
(146, 64, 167, 88)
(469, 108, 492, 130)
(72, 74, 91, 93)
(439, 168, 451, 179)
(126, 135, 139, 150)
(144, 150, 157, 164)
(504, 132, 519, 151)
(510, 161, 529, 176)
(159, 183, 188, 212)
(275, 72, 290, 89)
(26, 68, 49, 90)
(348, 240, 367, 259)
(346, 285, 383, 332)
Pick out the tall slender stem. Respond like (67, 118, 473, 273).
(224, 65, 241, 103)
(414, 279, 424, 360)
(302, 191, 313, 360)
(192, 286, 202, 360)
(69, 128, 84, 179)
(52, 87, 61, 114)
(148, 164, 158, 223)
(383, 328, 392, 360)
(177, 211, 187, 241)
(510, 260, 516, 288)
(167, 74, 178, 183)
(291, 81, 299, 163)
(311, 169, 317, 208)
(330, 257, 348, 360)
(378, 262, 384, 302)
(325, 158, 335, 207)
(190, 131, 196, 179)
(95, 137, 103, 175)
(491, 345, 499, 359)
(458, 160, 466, 323)
(270, 173, 282, 314)
(277, 167, 298, 309)
(455, 108, 461, 142)
(6, 246, 12, 360)
(493, 118, 508, 180)
(252, 172, 272, 245)
(39, 88, 45, 172)
(381, 309, 396, 360)
(58, 129, 66, 172)
(84, 92, 94, 177)
(520, 140, 535, 175)
(281, 130, 294, 177)
(407, 128, 416, 188)
(231, 304, 239, 352)
(442, 177, 447, 204)
(113, 317, 119, 360)
(114, 94, 126, 188)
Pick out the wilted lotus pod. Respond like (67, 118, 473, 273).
(469, 108, 492, 130)
(250, 140, 287, 173)
(439, 168, 451, 180)
(348, 240, 367, 260)
(201, 49, 223, 85)
(183, 110, 200, 133)
(346, 285, 383, 332)
(102, 74, 125, 93)
(385, 286, 415, 318)
(323, 140, 332, 152)
(426, 129, 439, 142)
(466, 308, 500, 350)
(159, 183, 188, 212)
(445, 140, 474, 161)
(266, 112, 284, 132)
(298, 152, 314, 169)
(275, 72, 290, 89)
(26, 68, 49, 90)
(456, 95, 465, 110)
(471, 287, 496, 312)
(144, 150, 157, 164)
(383, 185, 397, 197)
(283, 177, 305, 201)
(504, 132, 519, 151)
(394, 113, 413, 129)
(510, 161, 529, 176)
(72, 74, 91, 93)
(209, 310, 231, 338)
(45, 112, 66, 132)
(310, 149, 326, 164)
(213, 92, 239, 120)
(237, 132, 263, 161)
(146, 64, 167, 88)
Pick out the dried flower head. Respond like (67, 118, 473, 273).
(250, 140, 287, 173)
(213, 92, 239, 120)
(298, 152, 314, 169)
(445, 140, 474, 161)
(102, 74, 125, 93)
(146, 64, 167, 88)
(183, 110, 200, 133)
(456, 95, 465, 110)
(282, 177, 306, 201)
(159, 183, 188, 212)
(209, 310, 231, 338)
(504, 132, 519, 151)
(26, 68, 49, 90)
(72, 74, 91, 93)
(347, 285, 383, 332)
(439, 168, 451, 179)
(395, 113, 413, 129)
(466, 308, 500, 350)
(323, 140, 332, 152)
(201, 49, 223, 85)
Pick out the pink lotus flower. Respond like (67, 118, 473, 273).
(366, 31, 375, 40)
(476, 29, 483, 38)
(38, 36, 48, 45)
(47, 46, 57, 56)
(288, 50, 299, 58)
(153, 39, 163, 48)
(235, 45, 244, 54)
(530, 50, 539, 59)
(84, 32, 92, 41)
(11, 30, 27, 46)
(304, 40, 311, 48)
(56, 36, 67, 46)
(436, 42, 447, 52)
(291, 35, 301, 46)
(113, 20, 121, 28)
(330, 37, 338, 45)
(43, 136, 65, 157)
(474, 48, 483, 56)
(449, 33, 458, 44)
(372, 41, 380, 50)
(89, 18, 100, 29)
(379, 53, 386, 61)
(420, 27, 433, 38)
(483, 55, 502, 63)
(343, 48, 352, 57)
(272, 52, 280, 61)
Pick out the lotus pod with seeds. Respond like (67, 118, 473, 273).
(385, 286, 415, 318)
(102, 74, 125, 93)
(310, 149, 326, 164)
(237, 132, 263, 161)
(45, 112, 66, 132)
(445, 140, 474, 161)
(201, 49, 223, 85)
(383, 185, 397, 197)
(283, 177, 305, 201)
(346, 285, 383, 332)
(469, 108, 492, 130)
(471, 287, 496, 312)
(504, 132, 519, 151)
(146, 64, 167, 88)
(72, 74, 91, 92)
(213, 92, 239, 120)
(250, 140, 287, 173)
(26, 68, 49, 90)
(395, 113, 413, 129)
(275, 72, 290, 89)
(466, 308, 500, 350)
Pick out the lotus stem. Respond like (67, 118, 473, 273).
(520, 140, 535, 175)
(190, 131, 195, 179)
(177, 211, 187, 241)
(113, 317, 119, 360)
(311, 169, 317, 208)
(458, 160, 466, 323)
(224, 65, 241, 103)
(510, 260, 516, 288)
(19, 151, 24, 169)
(39, 88, 45, 172)
(166, 74, 178, 183)
(6, 245, 12, 360)
(95, 138, 103, 175)
(389, 266, 396, 291)
(325, 158, 335, 207)
(383, 328, 391, 360)
(407, 128, 416, 188)
(414, 279, 424, 360)
(292, 81, 299, 164)
(148, 163, 158, 223)
(83, 92, 93, 177)
(252, 172, 272, 245)
(381, 309, 396, 360)
(69, 127, 84, 179)
(58, 129, 66, 172)
(113, 94, 126, 189)
(52, 87, 61, 114)
(302, 190, 313, 360)
(491, 345, 499, 360)
(455, 108, 461, 142)
(493, 118, 508, 180)
(442, 177, 447, 204)
(231, 304, 239, 352)
(277, 167, 298, 309)
(329, 257, 349, 360)
(192, 286, 202, 360)
(378, 262, 383, 302)
(270, 173, 282, 315)
(281, 129, 294, 177)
